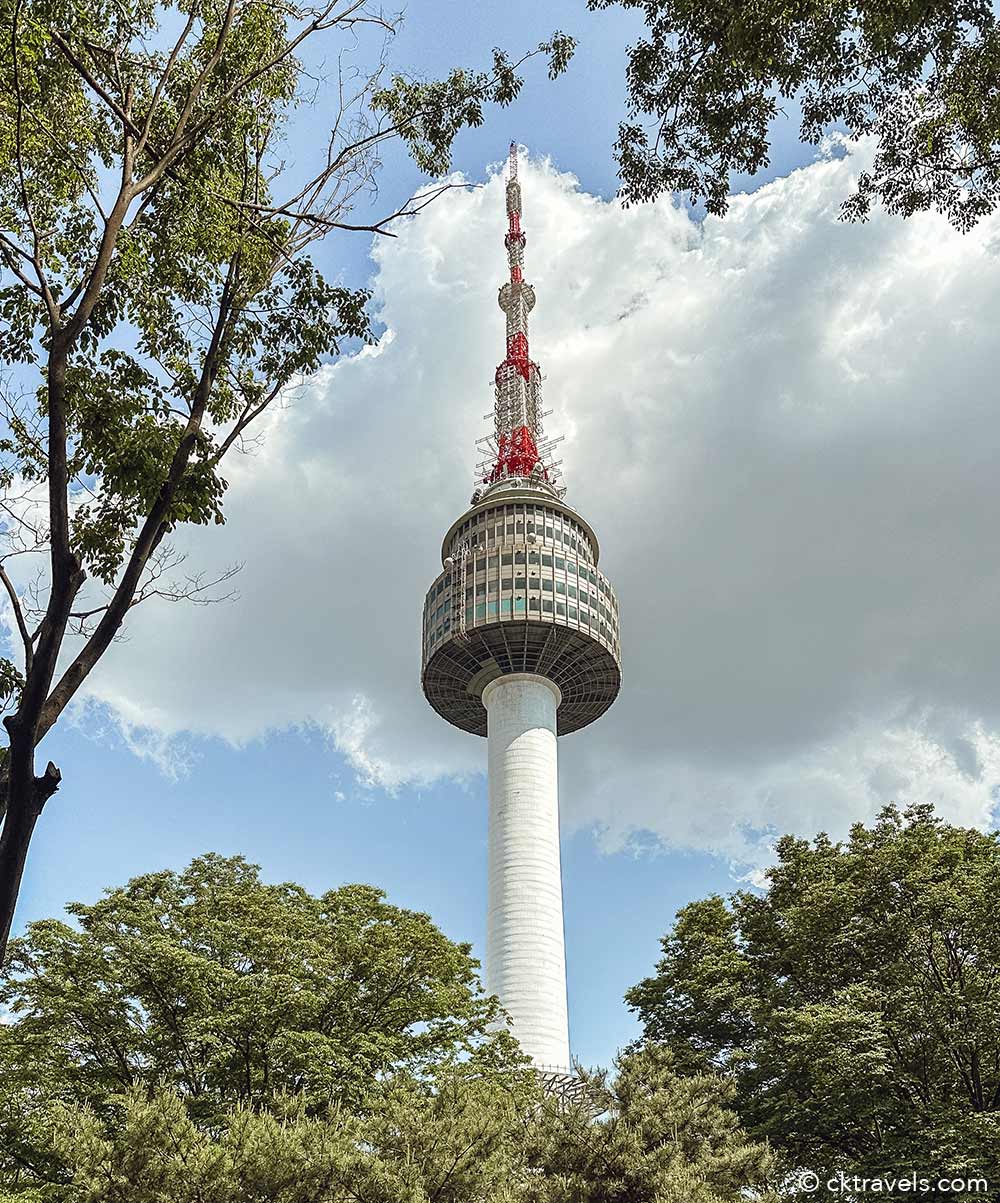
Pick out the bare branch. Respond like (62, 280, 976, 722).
(0, 565, 33, 674)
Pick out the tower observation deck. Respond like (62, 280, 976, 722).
(420, 145, 621, 1078)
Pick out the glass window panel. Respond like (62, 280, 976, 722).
(542, 599, 553, 613)
(556, 602, 566, 616)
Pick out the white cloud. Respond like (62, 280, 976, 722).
(63, 145, 1000, 867)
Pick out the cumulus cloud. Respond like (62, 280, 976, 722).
(64, 144, 1000, 866)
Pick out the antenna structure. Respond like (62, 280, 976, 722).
(477, 143, 563, 492)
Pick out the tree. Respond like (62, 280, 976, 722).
(0, 857, 779, 1203)
(526, 1044, 776, 1203)
(32, 1068, 536, 1203)
(0, 0, 576, 964)
(590, 0, 1000, 229)
(0, 854, 527, 1190)
(3, 1026, 776, 1202)
(627, 804, 1000, 1194)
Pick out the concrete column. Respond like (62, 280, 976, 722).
(482, 672, 570, 1072)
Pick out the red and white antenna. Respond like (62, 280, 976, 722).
(478, 143, 563, 492)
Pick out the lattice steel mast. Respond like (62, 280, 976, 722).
(477, 143, 563, 493)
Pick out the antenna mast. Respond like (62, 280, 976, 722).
(480, 143, 562, 492)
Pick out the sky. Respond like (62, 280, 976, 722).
(8, 1, 1000, 1070)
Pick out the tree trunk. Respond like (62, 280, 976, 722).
(0, 725, 61, 960)
(0, 338, 81, 966)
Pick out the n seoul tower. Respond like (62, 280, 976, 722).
(421, 145, 621, 1083)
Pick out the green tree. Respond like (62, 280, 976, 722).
(526, 1044, 776, 1203)
(0, 0, 575, 963)
(2, 1037, 777, 1203)
(0, 854, 527, 1191)
(627, 804, 1000, 1197)
(591, 0, 1000, 228)
(35, 1068, 536, 1203)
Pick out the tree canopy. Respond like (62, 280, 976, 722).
(627, 804, 1000, 1193)
(0, 854, 524, 1186)
(0, 855, 779, 1203)
(591, 0, 1000, 229)
(0, 0, 575, 962)
(525, 1044, 776, 1203)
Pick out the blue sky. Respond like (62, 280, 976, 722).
(11, 0, 1000, 1073)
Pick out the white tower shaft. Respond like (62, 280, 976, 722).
(482, 672, 570, 1072)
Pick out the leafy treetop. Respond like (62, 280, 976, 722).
(627, 804, 1000, 1191)
(590, 0, 1000, 229)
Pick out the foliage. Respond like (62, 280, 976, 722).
(0, 1026, 777, 1202)
(627, 804, 1000, 1195)
(526, 1044, 777, 1203)
(0, 0, 575, 962)
(0, 854, 778, 1202)
(590, 0, 1000, 228)
(0, 854, 525, 1189)
(8, 1066, 537, 1203)
(374, 33, 577, 175)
